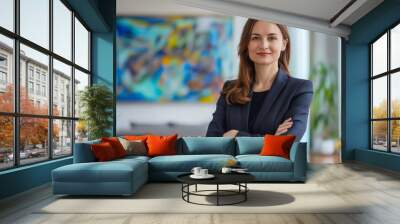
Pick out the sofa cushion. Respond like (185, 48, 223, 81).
(236, 155, 293, 172)
(115, 155, 150, 163)
(148, 154, 235, 172)
(235, 137, 264, 155)
(52, 158, 147, 183)
(179, 137, 235, 155)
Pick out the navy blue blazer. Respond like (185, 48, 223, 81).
(206, 69, 313, 141)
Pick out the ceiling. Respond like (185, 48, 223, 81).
(117, 0, 384, 38)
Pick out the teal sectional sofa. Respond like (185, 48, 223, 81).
(52, 137, 307, 196)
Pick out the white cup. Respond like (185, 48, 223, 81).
(200, 169, 208, 176)
(191, 167, 202, 176)
(221, 167, 232, 174)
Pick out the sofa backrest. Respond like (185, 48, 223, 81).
(178, 137, 235, 155)
(73, 139, 100, 163)
(235, 137, 264, 155)
(73, 136, 301, 162)
(236, 137, 301, 157)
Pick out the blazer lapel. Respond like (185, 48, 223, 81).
(253, 69, 289, 129)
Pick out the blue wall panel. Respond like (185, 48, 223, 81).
(344, 0, 400, 172)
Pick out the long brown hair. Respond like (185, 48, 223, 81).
(223, 19, 291, 105)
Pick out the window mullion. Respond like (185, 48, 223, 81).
(48, 0, 53, 160)
(13, 0, 20, 167)
(71, 11, 76, 154)
(370, 45, 373, 149)
(388, 30, 391, 152)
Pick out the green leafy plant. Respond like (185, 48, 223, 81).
(79, 84, 113, 140)
(309, 63, 339, 140)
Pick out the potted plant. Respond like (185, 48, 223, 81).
(309, 63, 339, 155)
(79, 84, 113, 140)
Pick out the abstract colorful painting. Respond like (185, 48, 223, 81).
(116, 16, 234, 103)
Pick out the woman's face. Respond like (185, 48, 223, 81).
(247, 21, 287, 66)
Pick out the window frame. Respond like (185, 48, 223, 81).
(370, 20, 400, 154)
(0, 0, 92, 171)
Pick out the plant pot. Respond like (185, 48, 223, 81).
(320, 139, 336, 155)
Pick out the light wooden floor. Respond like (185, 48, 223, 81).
(1, 162, 400, 224)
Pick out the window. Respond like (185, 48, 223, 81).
(41, 73, 46, 82)
(371, 23, 400, 154)
(20, 0, 49, 49)
(0, 0, 91, 170)
(0, 54, 7, 86)
(42, 85, 46, 97)
(0, 55, 7, 67)
(0, 71, 6, 85)
(35, 83, 40, 95)
(0, 0, 14, 32)
(75, 17, 89, 70)
(53, 0, 72, 60)
(0, 34, 13, 113)
(28, 67, 34, 80)
(53, 59, 72, 117)
(35, 70, 40, 81)
(28, 81, 34, 94)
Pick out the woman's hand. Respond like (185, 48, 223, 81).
(223, 129, 239, 137)
(275, 118, 293, 135)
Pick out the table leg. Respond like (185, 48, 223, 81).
(217, 184, 219, 206)
(195, 184, 197, 192)
(188, 184, 190, 202)
(245, 183, 247, 201)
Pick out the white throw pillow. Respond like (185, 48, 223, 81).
(118, 137, 147, 156)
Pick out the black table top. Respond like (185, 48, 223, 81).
(177, 172, 255, 185)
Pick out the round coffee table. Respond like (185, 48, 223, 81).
(177, 172, 255, 206)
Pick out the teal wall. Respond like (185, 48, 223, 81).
(91, 0, 116, 136)
(343, 0, 400, 171)
(0, 0, 116, 200)
(0, 158, 72, 199)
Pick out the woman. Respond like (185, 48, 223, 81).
(206, 19, 313, 141)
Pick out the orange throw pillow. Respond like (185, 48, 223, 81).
(101, 137, 126, 158)
(259, 134, 296, 159)
(146, 134, 178, 157)
(91, 142, 117, 161)
(124, 135, 148, 141)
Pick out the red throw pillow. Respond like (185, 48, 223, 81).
(101, 137, 126, 158)
(91, 142, 117, 161)
(259, 134, 296, 159)
(146, 134, 178, 157)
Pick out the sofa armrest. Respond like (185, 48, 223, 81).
(73, 140, 100, 163)
(289, 142, 307, 181)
